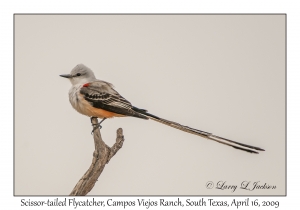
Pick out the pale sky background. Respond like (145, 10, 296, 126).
(15, 14, 285, 196)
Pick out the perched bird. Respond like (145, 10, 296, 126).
(60, 64, 265, 154)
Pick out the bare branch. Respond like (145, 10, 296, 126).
(70, 118, 125, 196)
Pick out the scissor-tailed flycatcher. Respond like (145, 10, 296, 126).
(60, 64, 265, 154)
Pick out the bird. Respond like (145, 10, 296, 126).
(60, 64, 265, 154)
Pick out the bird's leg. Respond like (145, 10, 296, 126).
(97, 117, 107, 127)
(91, 117, 107, 134)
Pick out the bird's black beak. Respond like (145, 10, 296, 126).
(60, 74, 73, 78)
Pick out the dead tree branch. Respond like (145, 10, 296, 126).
(70, 118, 124, 196)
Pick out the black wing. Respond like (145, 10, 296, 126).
(80, 82, 148, 119)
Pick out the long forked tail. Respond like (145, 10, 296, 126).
(132, 107, 265, 154)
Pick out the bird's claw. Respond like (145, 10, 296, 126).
(90, 117, 106, 135)
(91, 123, 102, 135)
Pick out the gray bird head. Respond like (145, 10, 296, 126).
(60, 64, 96, 85)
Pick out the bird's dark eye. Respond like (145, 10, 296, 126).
(76, 73, 81, 76)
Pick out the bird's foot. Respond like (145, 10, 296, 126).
(91, 124, 102, 134)
(90, 117, 106, 135)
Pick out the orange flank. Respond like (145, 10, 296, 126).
(90, 106, 125, 118)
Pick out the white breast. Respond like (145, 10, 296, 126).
(68, 84, 93, 116)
